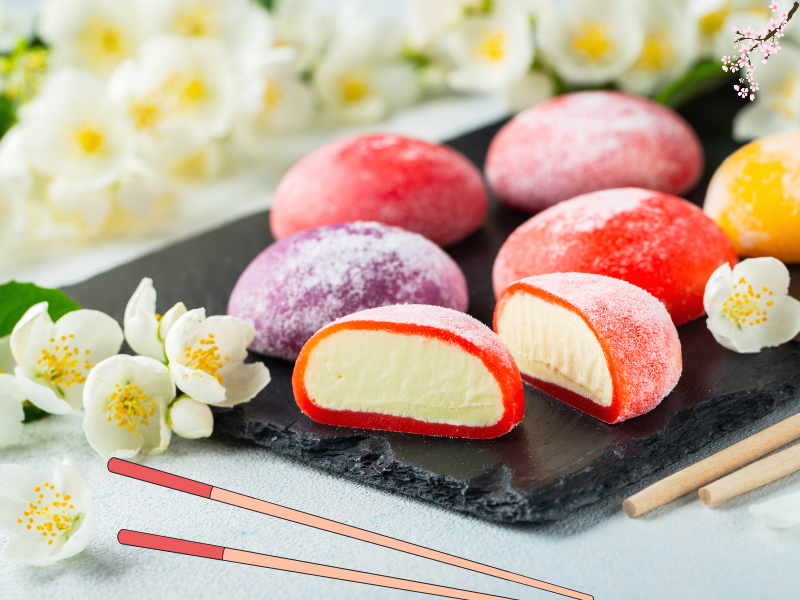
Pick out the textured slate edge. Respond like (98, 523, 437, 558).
(214, 343, 800, 524)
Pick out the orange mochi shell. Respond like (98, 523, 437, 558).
(293, 305, 525, 439)
(494, 273, 682, 424)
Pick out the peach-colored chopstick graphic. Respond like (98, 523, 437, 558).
(119, 529, 513, 600)
(109, 459, 592, 600)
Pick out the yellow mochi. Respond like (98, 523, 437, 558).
(704, 131, 800, 263)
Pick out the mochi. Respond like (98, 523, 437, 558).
(494, 273, 682, 424)
(485, 91, 704, 213)
(227, 222, 469, 361)
(492, 188, 739, 326)
(270, 134, 487, 247)
(293, 305, 524, 439)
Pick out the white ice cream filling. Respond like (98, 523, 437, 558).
(303, 329, 504, 427)
(496, 292, 613, 406)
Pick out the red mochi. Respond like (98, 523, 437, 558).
(293, 305, 525, 439)
(485, 91, 704, 213)
(492, 188, 739, 326)
(270, 134, 488, 247)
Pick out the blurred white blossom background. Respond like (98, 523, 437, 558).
(1, 0, 799, 286)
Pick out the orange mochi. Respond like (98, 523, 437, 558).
(704, 130, 800, 263)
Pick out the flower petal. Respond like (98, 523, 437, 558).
(169, 396, 213, 439)
(15, 365, 75, 414)
(216, 362, 271, 407)
(164, 308, 205, 364)
(169, 362, 226, 405)
(10, 302, 53, 367)
(732, 257, 791, 297)
(159, 302, 187, 342)
(124, 278, 166, 362)
(138, 398, 171, 456)
(53, 309, 124, 367)
(2, 533, 53, 565)
(0, 374, 24, 448)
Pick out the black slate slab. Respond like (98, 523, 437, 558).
(63, 86, 800, 524)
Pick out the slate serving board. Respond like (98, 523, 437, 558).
(63, 86, 800, 524)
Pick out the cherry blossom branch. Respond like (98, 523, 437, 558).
(722, 0, 799, 100)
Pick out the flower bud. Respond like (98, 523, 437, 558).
(169, 396, 213, 439)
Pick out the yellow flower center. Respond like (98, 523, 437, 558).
(768, 75, 799, 120)
(722, 277, 776, 327)
(173, 1, 219, 37)
(77, 17, 129, 67)
(106, 382, 156, 435)
(71, 123, 106, 156)
(339, 73, 370, 103)
(473, 30, 506, 63)
(17, 482, 77, 546)
(635, 31, 674, 71)
(260, 78, 283, 120)
(183, 333, 228, 384)
(700, 6, 730, 37)
(572, 22, 613, 61)
(36, 335, 93, 396)
(130, 99, 162, 131)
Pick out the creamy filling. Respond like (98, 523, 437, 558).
(496, 292, 613, 406)
(304, 329, 504, 427)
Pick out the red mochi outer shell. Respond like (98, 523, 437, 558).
(492, 188, 739, 326)
(270, 134, 488, 247)
(485, 91, 704, 213)
(293, 305, 525, 439)
(494, 273, 682, 424)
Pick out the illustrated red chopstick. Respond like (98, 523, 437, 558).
(109, 458, 592, 600)
(119, 529, 514, 600)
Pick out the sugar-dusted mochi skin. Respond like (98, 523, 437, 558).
(228, 222, 468, 361)
(485, 91, 704, 213)
(493, 188, 739, 326)
(494, 273, 682, 424)
(270, 134, 487, 247)
(293, 305, 525, 439)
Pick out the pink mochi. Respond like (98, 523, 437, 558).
(227, 222, 469, 361)
(485, 91, 704, 213)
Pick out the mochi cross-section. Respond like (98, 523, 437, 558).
(494, 273, 682, 424)
(292, 305, 525, 439)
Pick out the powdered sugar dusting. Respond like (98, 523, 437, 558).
(485, 91, 704, 212)
(271, 134, 487, 247)
(329, 304, 519, 377)
(228, 222, 468, 360)
(515, 273, 682, 422)
(493, 188, 739, 325)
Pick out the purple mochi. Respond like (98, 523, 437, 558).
(227, 221, 469, 360)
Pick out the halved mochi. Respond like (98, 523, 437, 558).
(293, 305, 524, 439)
(494, 273, 681, 424)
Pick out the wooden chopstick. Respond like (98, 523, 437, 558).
(699, 441, 800, 506)
(118, 530, 517, 600)
(623, 412, 800, 517)
(109, 459, 593, 600)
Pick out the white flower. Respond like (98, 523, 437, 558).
(115, 159, 170, 217)
(270, 0, 327, 72)
(17, 69, 131, 181)
(124, 278, 186, 363)
(444, 0, 534, 93)
(690, 0, 733, 58)
(168, 395, 213, 439)
(108, 35, 236, 170)
(405, 0, 463, 50)
(503, 69, 555, 112)
(82, 354, 174, 459)
(10, 302, 124, 414)
(538, 0, 644, 86)
(750, 489, 800, 529)
(315, 8, 420, 124)
(732, 42, 800, 141)
(165, 308, 270, 407)
(704, 257, 800, 353)
(0, 374, 24, 448)
(38, 0, 145, 76)
(616, 0, 698, 96)
(0, 458, 94, 566)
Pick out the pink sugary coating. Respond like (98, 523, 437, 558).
(492, 188, 739, 326)
(330, 304, 519, 377)
(501, 273, 682, 423)
(485, 91, 704, 213)
(228, 222, 469, 361)
(270, 134, 488, 247)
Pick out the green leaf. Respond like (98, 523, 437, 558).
(254, 0, 275, 11)
(0, 281, 81, 338)
(22, 400, 48, 423)
(654, 59, 732, 108)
